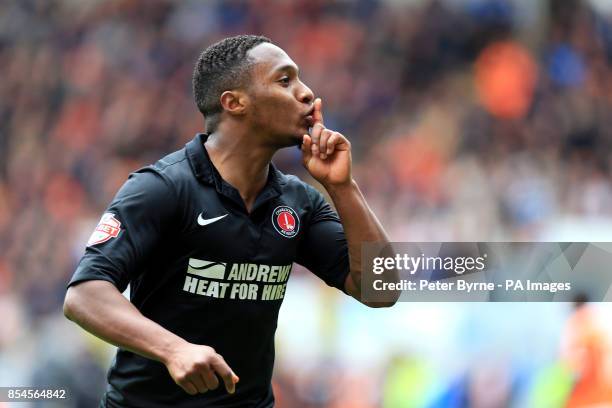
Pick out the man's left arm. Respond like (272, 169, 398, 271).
(301, 98, 398, 307)
(324, 180, 393, 304)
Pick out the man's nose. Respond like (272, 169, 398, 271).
(298, 82, 314, 105)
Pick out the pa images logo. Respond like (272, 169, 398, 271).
(271, 206, 300, 238)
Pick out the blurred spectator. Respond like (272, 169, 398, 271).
(561, 297, 612, 407)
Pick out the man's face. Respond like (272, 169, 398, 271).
(244, 43, 315, 146)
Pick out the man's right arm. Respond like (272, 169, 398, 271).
(63, 170, 238, 395)
(64, 280, 238, 395)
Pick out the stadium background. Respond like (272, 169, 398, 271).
(1, 0, 612, 406)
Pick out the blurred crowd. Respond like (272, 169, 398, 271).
(1, 0, 612, 407)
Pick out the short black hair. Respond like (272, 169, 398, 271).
(193, 35, 272, 132)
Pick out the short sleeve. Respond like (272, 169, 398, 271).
(295, 185, 350, 292)
(67, 169, 177, 292)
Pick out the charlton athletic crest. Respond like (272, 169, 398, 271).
(87, 213, 122, 246)
(272, 206, 300, 238)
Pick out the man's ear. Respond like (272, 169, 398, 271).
(220, 90, 249, 117)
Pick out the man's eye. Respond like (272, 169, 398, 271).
(279, 77, 290, 86)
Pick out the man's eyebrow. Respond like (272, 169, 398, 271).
(274, 64, 299, 75)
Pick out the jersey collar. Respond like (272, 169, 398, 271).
(186, 133, 285, 212)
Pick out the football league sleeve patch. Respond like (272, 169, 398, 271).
(87, 212, 122, 247)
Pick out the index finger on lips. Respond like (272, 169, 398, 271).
(309, 98, 324, 145)
(313, 98, 324, 126)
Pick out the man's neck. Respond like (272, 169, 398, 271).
(204, 127, 276, 212)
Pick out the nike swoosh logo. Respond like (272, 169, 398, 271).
(197, 213, 228, 226)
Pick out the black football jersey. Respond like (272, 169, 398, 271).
(67, 133, 350, 408)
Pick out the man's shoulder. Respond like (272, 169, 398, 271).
(120, 147, 195, 201)
(150, 147, 190, 177)
(129, 146, 193, 188)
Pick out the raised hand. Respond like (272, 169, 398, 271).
(301, 98, 352, 187)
